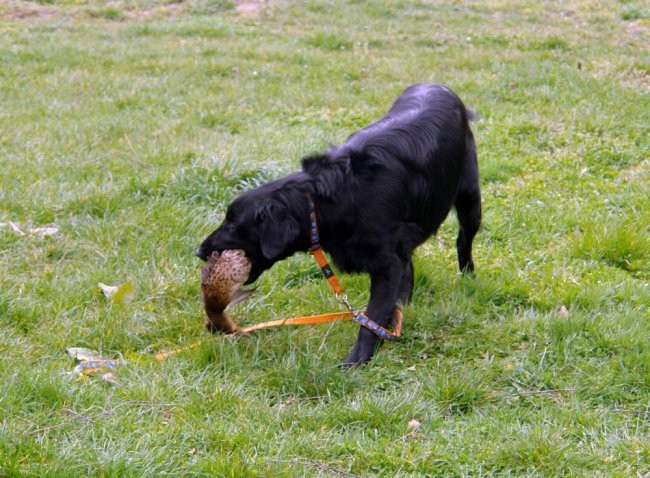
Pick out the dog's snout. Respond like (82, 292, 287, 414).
(195, 246, 206, 260)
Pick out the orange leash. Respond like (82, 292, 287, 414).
(238, 308, 402, 335)
(153, 313, 353, 361)
(154, 309, 403, 361)
(238, 311, 354, 333)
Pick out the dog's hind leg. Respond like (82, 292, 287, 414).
(396, 259, 414, 306)
(455, 132, 481, 274)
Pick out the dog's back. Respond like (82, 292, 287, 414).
(334, 84, 476, 241)
(345, 84, 472, 172)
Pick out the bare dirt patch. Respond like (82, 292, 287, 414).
(235, 0, 267, 14)
(122, 3, 184, 20)
(0, 3, 57, 20)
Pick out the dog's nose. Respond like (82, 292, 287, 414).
(194, 247, 204, 259)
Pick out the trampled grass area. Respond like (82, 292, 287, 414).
(1, 0, 649, 476)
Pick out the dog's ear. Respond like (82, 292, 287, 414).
(348, 150, 366, 174)
(301, 154, 329, 174)
(257, 204, 299, 260)
(301, 153, 348, 198)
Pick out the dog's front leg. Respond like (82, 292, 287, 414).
(342, 260, 404, 366)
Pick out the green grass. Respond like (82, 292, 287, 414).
(1, 0, 649, 476)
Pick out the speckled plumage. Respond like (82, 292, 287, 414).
(201, 249, 254, 334)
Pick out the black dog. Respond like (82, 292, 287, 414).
(196, 84, 481, 365)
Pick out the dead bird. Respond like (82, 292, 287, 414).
(200, 249, 255, 334)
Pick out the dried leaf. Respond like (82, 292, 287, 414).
(408, 419, 421, 431)
(99, 281, 135, 304)
(1, 222, 59, 237)
(406, 419, 423, 440)
(112, 281, 135, 304)
(30, 226, 59, 236)
(101, 372, 119, 385)
(98, 282, 119, 298)
(280, 395, 297, 409)
(67, 347, 102, 362)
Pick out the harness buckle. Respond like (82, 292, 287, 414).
(335, 293, 353, 312)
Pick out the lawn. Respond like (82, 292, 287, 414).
(1, 0, 649, 476)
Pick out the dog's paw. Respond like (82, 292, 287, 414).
(341, 336, 380, 367)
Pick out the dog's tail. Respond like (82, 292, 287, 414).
(466, 108, 481, 122)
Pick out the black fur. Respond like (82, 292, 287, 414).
(196, 84, 481, 366)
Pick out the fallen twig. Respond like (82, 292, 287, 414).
(266, 458, 359, 477)
(64, 408, 95, 424)
(517, 388, 579, 395)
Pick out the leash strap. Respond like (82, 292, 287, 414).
(150, 308, 402, 363)
(351, 310, 400, 341)
(240, 311, 353, 333)
(309, 199, 344, 295)
(238, 309, 402, 340)
(311, 247, 344, 295)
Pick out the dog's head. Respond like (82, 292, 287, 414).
(195, 178, 306, 285)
